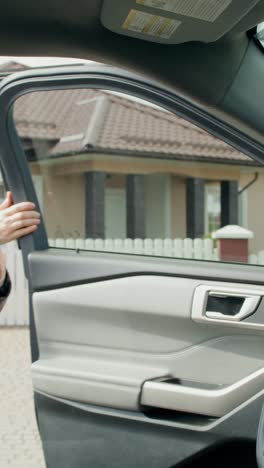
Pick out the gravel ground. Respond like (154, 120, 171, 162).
(0, 327, 46, 468)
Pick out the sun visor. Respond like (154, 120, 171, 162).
(101, 0, 260, 44)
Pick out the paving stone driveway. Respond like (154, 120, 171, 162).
(0, 327, 46, 468)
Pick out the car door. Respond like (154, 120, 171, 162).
(1, 65, 264, 468)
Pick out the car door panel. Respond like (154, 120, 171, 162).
(0, 66, 263, 467)
(28, 247, 264, 465)
(30, 251, 264, 420)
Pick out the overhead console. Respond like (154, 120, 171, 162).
(101, 0, 260, 44)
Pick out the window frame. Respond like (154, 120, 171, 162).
(0, 65, 264, 272)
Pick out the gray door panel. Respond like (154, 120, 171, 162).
(30, 251, 264, 438)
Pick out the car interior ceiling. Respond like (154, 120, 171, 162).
(1, 1, 264, 152)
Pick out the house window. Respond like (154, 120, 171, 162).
(105, 187, 126, 239)
(205, 183, 221, 236)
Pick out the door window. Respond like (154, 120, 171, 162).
(12, 87, 263, 264)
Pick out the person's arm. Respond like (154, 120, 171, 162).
(0, 192, 40, 311)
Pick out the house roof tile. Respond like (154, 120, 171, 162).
(14, 88, 255, 165)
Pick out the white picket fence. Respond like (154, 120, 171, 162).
(1, 238, 264, 326)
(249, 252, 264, 265)
(49, 237, 219, 260)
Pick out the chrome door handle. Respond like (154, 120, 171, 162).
(192, 285, 263, 325)
(205, 291, 261, 322)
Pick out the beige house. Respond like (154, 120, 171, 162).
(12, 87, 263, 252)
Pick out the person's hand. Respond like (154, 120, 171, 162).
(0, 192, 40, 244)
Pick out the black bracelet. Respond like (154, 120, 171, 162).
(0, 271, 11, 298)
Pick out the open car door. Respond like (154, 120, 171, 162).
(1, 65, 264, 468)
